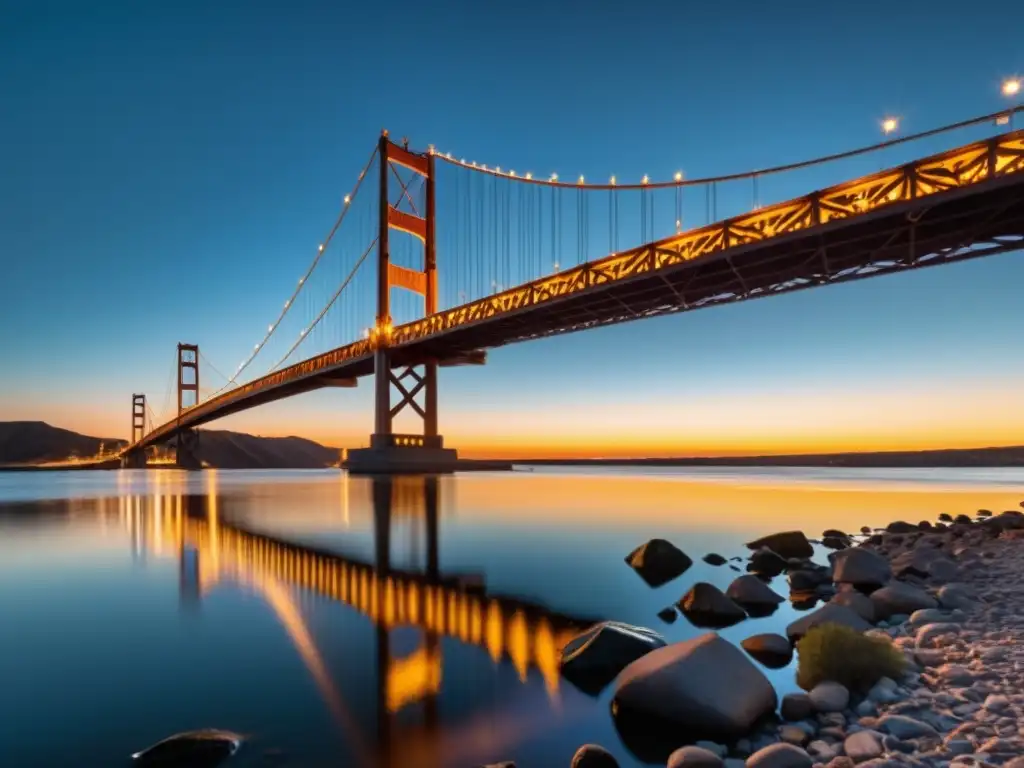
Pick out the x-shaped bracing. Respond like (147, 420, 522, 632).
(389, 366, 428, 421)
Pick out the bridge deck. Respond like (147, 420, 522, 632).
(131, 132, 1024, 450)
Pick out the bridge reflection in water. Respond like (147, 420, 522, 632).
(117, 472, 591, 767)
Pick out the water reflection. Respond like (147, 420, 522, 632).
(118, 471, 590, 768)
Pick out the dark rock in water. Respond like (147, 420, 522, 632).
(613, 632, 778, 743)
(726, 574, 784, 612)
(821, 535, 850, 551)
(131, 729, 243, 768)
(780, 692, 814, 721)
(625, 539, 693, 587)
(977, 509, 993, 517)
(860, 526, 872, 534)
(822, 528, 847, 539)
(679, 583, 747, 628)
(561, 621, 667, 695)
(788, 570, 826, 592)
(730, 556, 743, 562)
(789, 592, 819, 611)
(917, 520, 933, 530)
(786, 603, 870, 641)
(934, 522, 948, 530)
(657, 606, 679, 624)
(938, 513, 953, 522)
(703, 553, 727, 566)
(729, 565, 741, 572)
(570, 744, 619, 768)
(741, 633, 793, 668)
(745, 531, 813, 559)
(954, 514, 972, 525)
(885, 520, 917, 534)
(749, 547, 787, 577)
(830, 590, 876, 622)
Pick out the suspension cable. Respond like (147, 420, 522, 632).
(214, 144, 379, 395)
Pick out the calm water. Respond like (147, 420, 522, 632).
(2, 466, 1023, 768)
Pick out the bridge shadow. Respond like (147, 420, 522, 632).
(128, 474, 595, 768)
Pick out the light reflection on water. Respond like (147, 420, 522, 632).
(0, 466, 1021, 768)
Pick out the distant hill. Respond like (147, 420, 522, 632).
(0, 421, 125, 464)
(195, 430, 339, 469)
(0, 422, 339, 469)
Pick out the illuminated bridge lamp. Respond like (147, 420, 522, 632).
(1004, 78, 1021, 129)
(881, 117, 899, 137)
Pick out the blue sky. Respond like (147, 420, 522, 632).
(1, 0, 1022, 456)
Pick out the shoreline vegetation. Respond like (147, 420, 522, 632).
(539, 508, 1024, 768)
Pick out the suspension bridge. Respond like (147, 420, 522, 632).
(120, 109, 1024, 471)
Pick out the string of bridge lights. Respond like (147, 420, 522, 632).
(205, 145, 380, 401)
(428, 78, 1023, 190)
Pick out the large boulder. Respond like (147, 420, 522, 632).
(667, 746, 724, 768)
(570, 744, 619, 768)
(785, 603, 871, 641)
(625, 539, 693, 587)
(829, 590, 876, 622)
(885, 521, 918, 534)
(745, 744, 812, 768)
(749, 548, 788, 576)
(830, 548, 891, 589)
(870, 582, 937, 620)
(746, 531, 814, 559)
(560, 621, 667, 694)
(726, 575, 785, 613)
(613, 632, 777, 740)
(741, 633, 793, 668)
(679, 583, 747, 629)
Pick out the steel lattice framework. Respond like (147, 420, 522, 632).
(129, 130, 1024, 452)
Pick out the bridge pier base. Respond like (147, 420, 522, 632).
(175, 430, 203, 471)
(120, 448, 147, 469)
(346, 433, 459, 475)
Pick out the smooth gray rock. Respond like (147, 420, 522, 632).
(746, 531, 814, 559)
(741, 633, 793, 668)
(625, 539, 693, 587)
(869, 582, 937, 620)
(560, 622, 666, 693)
(914, 622, 961, 648)
(875, 714, 938, 739)
(666, 746, 723, 768)
(570, 744, 618, 768)
(745, 743, 813, 768)
(844, 731, 883, 762)
(830, 590, 876, 622)
(907, 608, 956, 626)
(726, 575, 785, 609)
(786, 603, 871, 641)
(831, 548, 892, 589)
(612, 632, 777, 739)
(936, 584, 977, 610)
(781, 692, 815, 722)
(679, 583, 748, 628)
(927, 558, 958, 582)
(809, 681, 849, 713)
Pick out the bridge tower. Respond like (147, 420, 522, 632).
(121, 394, 149, 468)
(347, 134, 459, 473)
(175, 343, 202, 470)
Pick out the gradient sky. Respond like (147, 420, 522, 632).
(2, 0, 1023, 458)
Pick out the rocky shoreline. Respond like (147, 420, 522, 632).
(492, 507, 1024, 768)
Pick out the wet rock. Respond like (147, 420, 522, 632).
(937, 583, 977, 610)
(875, 714, 938, 739)
(822, 535, 851, 550)
(788, 570, 827, 591)
(745, 743, 812, 768)
(746, 531, 814, 559)
(741, 633, 793, 668)
(977, 509, 993, 517)
(749, 548, 789, 577)
(679, 583, 747, 629)
(831, 548, 892, 589)
(844, 731, 883, 762)
(825, 759, 855, 768)
(781, 692, 815, 721)
(667, 746, 724, 768)
(726, 575, 784, 612)
(927, 557, 958, 582)
(809, 681, 850, 713)
(954, 514, 972, 525)
(830, 590, 876, 622)
(657, 607, 678, 624)
(914, 622, 961, 648)
(612, 632, 777, 740)
(570, 744, 618, 768)
(560, 621, 667, 694)
(130, 729, 243, 768)
(870, 581, 937, 620)
(786, 603, 871, 641)
(885, 521, 918, 534)
(703, 553, 727, 566)
(625, 539, 692, 587)
(778, 725, 810, 746)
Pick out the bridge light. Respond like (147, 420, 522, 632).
(525, 172, 533, 180)
(268, 324, 274, 333)
(298, 277, 304, 285)
(509, 170, 516, 177)
(343, 195, 350, 205)
(550, 173, 558, 182)
(881, 117, 898, 135)
(254, 344, 260, 350)
(610, 175, 616, 185)
(284, 299, 290, 308)
(641, 175, 649, 185)
(577, 175, 585, 184)
(674, 171, 683, 182)
(1003, 78, 1021, 97)
(495, 166, 501, 173)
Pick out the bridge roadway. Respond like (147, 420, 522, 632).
(130, 131, 1024, 451)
